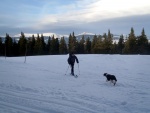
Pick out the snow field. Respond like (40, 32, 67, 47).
(0, 55, 150, 113)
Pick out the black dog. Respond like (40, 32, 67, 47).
(103, 73, 117, 86)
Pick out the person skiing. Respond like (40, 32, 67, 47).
(68, 52, 79, 76)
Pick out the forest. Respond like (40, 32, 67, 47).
(0, 27, 150, 57)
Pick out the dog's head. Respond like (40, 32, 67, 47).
(103, 73, 107, 77)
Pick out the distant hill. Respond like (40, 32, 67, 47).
(75, 32, 96, 41)
(1, 32, 150, 44)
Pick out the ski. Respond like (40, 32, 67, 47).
(69, 73, 78, 78)
(74, 75, 78, 78)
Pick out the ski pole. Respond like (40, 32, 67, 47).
(78, 63, 80, 75)
(65, 65, 69, 75)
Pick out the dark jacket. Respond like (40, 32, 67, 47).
(68, 54, 79, 65)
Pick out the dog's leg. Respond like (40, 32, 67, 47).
(109, 80, 112, 84)
(111, 80, 113, 84)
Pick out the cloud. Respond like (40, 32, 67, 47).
(37, 14, 150, 36)
(0, 0, 150, 36)
(38, 0, 150, 25)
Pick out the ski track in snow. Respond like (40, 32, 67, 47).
(0, 55, 150, 113)
(0, 84, 103, 113)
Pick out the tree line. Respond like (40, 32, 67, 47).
(0, 27, 150, 57)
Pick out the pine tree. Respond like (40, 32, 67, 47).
(40, 34, 46, 54)
(118, 34, 124, 54)
(95, 35, 103, 54)
(30, 35, 35, 55)
(73, 32, 78, 53)
(68, 32, 77, 53)
(0, 37, 5, 56)
(79, 35, 85, 54)
(34, 34, 41, 55)
(55, 38, 59, 54)
(148, 43, 150, 54)
(50, 35, 56, 54)
(75, 41, 80, 54)
(47, 36, 51, 54)
(137, 28, 148, 54)
(0, 37, 2, 56)
(103, 30, 113, 54)
(85, 37, 91, 54)
(5, 33, 13, 56)
(102, 33, 107, 53)
(38, 34, 44, 55)
(68, 33, 73, 52)
(12, 38, 19, 56)
(18, 32, 27, 56)
(123, 28, 137, 54)
(91, 34, 98, 53)
(112, 42, 118, 54)
(44, 36, 51, 54)
(59, 37, 67, 54)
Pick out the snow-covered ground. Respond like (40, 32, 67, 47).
(0, 55, 150, 113)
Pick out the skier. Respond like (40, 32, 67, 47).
(68, 52, 79, 76)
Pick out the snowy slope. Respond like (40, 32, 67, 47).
(0, 55, 150, 113)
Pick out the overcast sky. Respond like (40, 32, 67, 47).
(0, 0, 150, 37)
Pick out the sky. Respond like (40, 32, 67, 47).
(0, 0, 150, 37)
